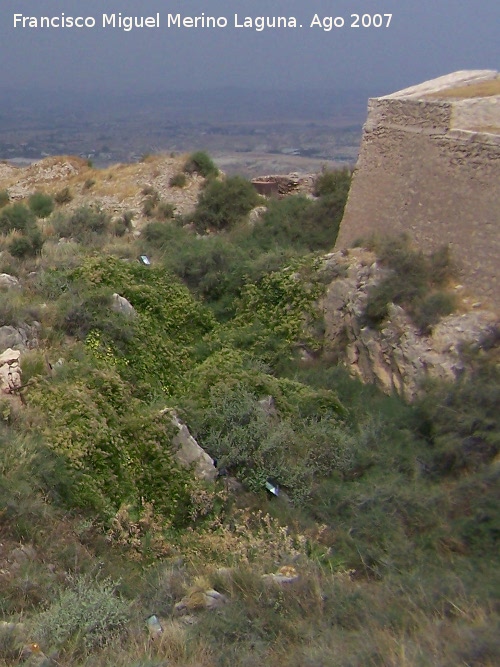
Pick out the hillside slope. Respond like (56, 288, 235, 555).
(0, 156, 498, 667)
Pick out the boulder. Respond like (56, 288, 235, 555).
(111, 293, 136, 317)
(0, 274, 20, 290)
(163, 409, 217, 482)
(174, 588, 227, 615)
(0, 348, 22, 394)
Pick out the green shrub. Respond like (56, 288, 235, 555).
(28, 363, 194, 522)
(417, 360, 500, 478)
(62, 256, 216, 398)
(169, 172, 187, 188)
(156, 201, 176, 220)
(8, 228, 44, 258)
(112, 211, 134, 237)
(34, 575, 130, 652)
(413, 291, 457, 334)
(53, 206, 109, 241)
(54, 186, 73, 205)
(302, 190, 349, 248)
(8, 236, 33, 259)
(112, 220, 128, 237)
(253, 191, 347, 252)
(83, 178, 95, 190)
(141, 189, 161, 218)
(0, 190, 10, 208)
(313, 166, 352, 198)
(143, 220, 181, 247)
(184, 150, 219, 178)
(122, 210, 134, 229)
(0, 291, 29, 327)
(28, 191, 54, 218)
(0, 424, 61, 552)
(0, 203, 36, 234)
(188, 376, 347, 502)
(143, 224, 252, 317)
(363, 236, 456, 328)
(225, 259, 324, 362)
(363, 280, 397, 325)
(192, 176, 260, 232)
(251, 196, 313, 250)
(141, 185, 159, 198)
(428, 245, 455, 286)
(142, 198, 156, 217)
(60, 290, 135, 350)
(171, 235, 248, 304)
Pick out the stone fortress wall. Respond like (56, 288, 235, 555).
(336, 71, 500, 310)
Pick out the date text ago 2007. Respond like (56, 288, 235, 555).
(310, 13, 392, 30)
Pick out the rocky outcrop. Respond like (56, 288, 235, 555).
(0, 324, 39, 351)
(320, 249, 498, 401)
(0, 155, 205, 223)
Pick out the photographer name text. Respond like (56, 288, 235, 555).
(12, 12, 393, 32)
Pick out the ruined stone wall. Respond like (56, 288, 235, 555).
(336, 73, 500, 310)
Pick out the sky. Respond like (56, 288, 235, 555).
(1, 0, 498, 95)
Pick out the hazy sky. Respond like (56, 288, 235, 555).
(1, 1, 498, 94)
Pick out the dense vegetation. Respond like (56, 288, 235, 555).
(359, 234, 457, 332)
(0, 164, 498, 667)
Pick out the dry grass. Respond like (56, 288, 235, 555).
(0, 153, 204, 224)
(39, 239, 84, 266)
(426, 77, 500, 99)
(74, 627, 215, 667)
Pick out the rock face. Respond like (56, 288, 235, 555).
(163, 410, 217, 482)
(320, 249, 498, 402)
(0, 348, 22, 394)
